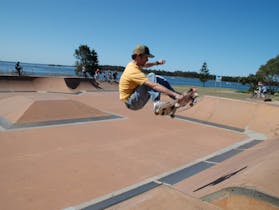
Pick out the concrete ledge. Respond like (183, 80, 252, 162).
(202, 187, 279, 209)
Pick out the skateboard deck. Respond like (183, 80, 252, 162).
(154, 91, 198, 118)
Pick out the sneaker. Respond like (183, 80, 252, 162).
(153, 101, 172, 115)
(189, 92, 199, 106)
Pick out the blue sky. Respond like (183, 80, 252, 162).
(0, 0, 278, 76)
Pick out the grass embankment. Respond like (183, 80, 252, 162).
(173, 85, 279, 102)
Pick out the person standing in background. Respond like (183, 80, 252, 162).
(15, 61, 22, 76)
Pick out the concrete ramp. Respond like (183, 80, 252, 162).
(0, 95, 119, 129)
(202, 187, 279, 210)
(0, 76, 106, 93)
(174, 137, 279, 210)
(0, 96, 34, 125)
(33, 77, 101, 92)
(33, 77, 70, 92)
(0, 91, 278, 210)
(0, 76, 36, 91)
(249, 103, 279, 139)
(106, 185, 221, 210)
(185, 96, 257, 129)
(182, 96, 279, 138)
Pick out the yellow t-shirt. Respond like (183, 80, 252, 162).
(119, 61, 148, 101)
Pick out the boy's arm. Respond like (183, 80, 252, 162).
(143, 59, 165, 68)
(144, 79, 183, 101)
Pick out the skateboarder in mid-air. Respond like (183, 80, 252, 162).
(119, 45, 197, 115)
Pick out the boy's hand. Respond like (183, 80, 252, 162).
(156, 59, 166, 65)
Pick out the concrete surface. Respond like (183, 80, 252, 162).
(0, 77, 278, 210)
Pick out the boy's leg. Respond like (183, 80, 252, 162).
(125, 85, 150, 110)
(125, 73, 178, 110)
(155, 75, 176, 92)
(125, 73, 163, 110)
(154, 74, 176, 100)
(146, 73, 175, 115)
(146, 73, 160, 101)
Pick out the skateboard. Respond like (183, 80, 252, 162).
(154, 89, 198, 118)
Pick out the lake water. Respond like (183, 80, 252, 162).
(0, 60, 249, 90)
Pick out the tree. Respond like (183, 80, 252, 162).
(74, 45, 99, 76)
(238, 55, 279, 93)
(256, 54, 279, 87)
(239, 74, 260, 91)
(199, 62, 210, 87)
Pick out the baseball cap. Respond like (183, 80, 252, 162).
(133, 45, 154, 58)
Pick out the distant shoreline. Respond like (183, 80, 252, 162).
(0, 60, 74, 67)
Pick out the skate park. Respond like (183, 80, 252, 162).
(0, 76, 278, 210)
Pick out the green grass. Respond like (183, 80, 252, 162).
(173, 85, 279, 101)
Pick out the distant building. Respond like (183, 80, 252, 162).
(216, 75, 222, 82)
